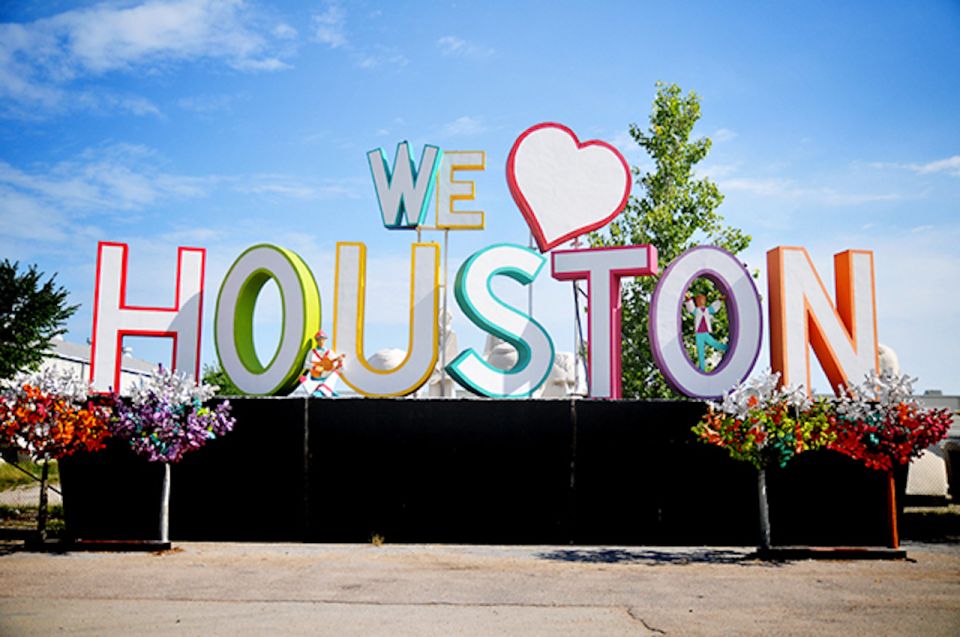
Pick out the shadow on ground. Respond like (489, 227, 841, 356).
(0, 541, 24, 556)
(536, 547, 775, 566)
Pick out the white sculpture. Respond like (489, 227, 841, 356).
(367, 348, 407, 372)
(483, 333, 519, 371)
(878, 343, 901, 377)
(538, 351, 585, 397)
(481, 335, 584, 398)
(416, 311, 461, 397)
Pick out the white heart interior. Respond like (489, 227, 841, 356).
(513, 128, 628, 245)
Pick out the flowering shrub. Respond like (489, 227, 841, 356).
(830, 371, 952, 471)
(0, 367, 112, 459)
(693, 370, 836, 470)
(112, 366, 235, 463)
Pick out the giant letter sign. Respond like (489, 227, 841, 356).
(368, 142, 442, 229)
(552, 245, 657, 399)
(448, 243, 555, 398)
(334, 242, 440, 396)
(435, 150, 485, 230)
(87, 121, 894, 403)
(649, 246, 763, 399)
(90, 242, 204, 392)
(215, 244, 321, 395)
(767, 247, 879, 394)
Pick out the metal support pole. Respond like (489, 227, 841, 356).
(757, 468, 771, 551)
(440, 229, 449, 397)
(36, 456, 50, 542)
(159, 462, 171, 544)
(528, 233, 534, 317)
(572, 281, 581, 395)
(886, 470, 899, 549)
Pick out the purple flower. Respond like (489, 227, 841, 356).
(112, 368, 235, 463)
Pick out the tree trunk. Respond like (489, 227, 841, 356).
(757, 467, 771, 551)
(36, 456, 50, 543)
(886, 469, 899, 549)
(159, 462, 171, 544)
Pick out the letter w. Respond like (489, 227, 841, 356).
(367, 142, 442, 229)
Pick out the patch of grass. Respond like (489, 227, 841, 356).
(0, 461, 59, 491)
(902, 505, 960, 543)
(371, 533, 385, 547)
(0, 503, 64, 531)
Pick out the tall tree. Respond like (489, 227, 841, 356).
(0, 260, 78, 381)
(592, 83, 751, 398)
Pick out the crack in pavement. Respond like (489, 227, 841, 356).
(626, 606, 667, 635)
(0, 594, 645, 612)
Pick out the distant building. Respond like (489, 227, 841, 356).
(41, 338, 156, 395)
(913, 393, 960, 503)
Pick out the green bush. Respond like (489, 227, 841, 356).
(0, 460, 59, 491)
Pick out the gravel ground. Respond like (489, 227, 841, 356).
(0, 484, 62, 508)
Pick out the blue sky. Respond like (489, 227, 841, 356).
(1, 0, 958, 393)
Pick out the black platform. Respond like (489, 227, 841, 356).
(59, 398, 903, 546)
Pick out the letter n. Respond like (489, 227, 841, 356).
(767, 247, 878, 394)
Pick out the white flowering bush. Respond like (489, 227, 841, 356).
(830, 370, 951, 471)
(0, 366, 112, 459)
(694, 370, 835, 470)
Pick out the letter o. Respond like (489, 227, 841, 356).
(649, 246, 763, 399)
(215, 244, 321, 395)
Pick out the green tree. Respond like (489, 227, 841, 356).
(202, 363, 244, 396)
(0, 260, 78, 381)
(592, 83, 751, 399)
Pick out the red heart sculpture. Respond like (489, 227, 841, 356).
(507, 122, 632, 252)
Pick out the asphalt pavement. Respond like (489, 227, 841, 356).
(1, 541, 958, 636)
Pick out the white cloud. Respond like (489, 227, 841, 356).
(912, 155, 960, 176)
(158, 226, 223, 244)
(312, 3, 347, 48)
(720, 176, 901, 205)
(0, 144, 213, 213)
(109, 95, 162, 117)
(870, 155, 960, 177)
(354, 48, 409, 70)
(609, 131, 642, 165)
(721, 177, 798, 198)
(177, 93, 240, 114)
(73, 92, 163, 117)
(0, 142, 368, 279)
(1, 144, 366, 212)
(272, 23, 298, 40)
(712, 128, 738, 143)
(0, 187, 71, 242)
(439, 116, 488, 137)
(699, 162, 740, 180)
(236, 175, 362, 201)
(308, 4, 410, 71)
(436, 35, 494, 58)
(437, 36, 465, 55)
(0, 144, 220, 248)
(0, 0, 293, 117)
